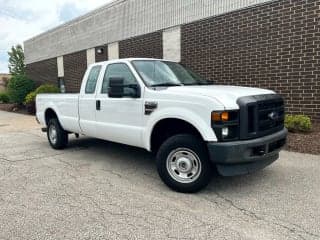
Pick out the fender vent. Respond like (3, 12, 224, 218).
(145, 101, 158, 115)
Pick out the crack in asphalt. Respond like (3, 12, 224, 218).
(0, 154, 64, 163)
(0, 145, 90, 163)
(101, 168, 124, 179)
(202, 192, 319, 240)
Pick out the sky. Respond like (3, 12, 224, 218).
(0, 0, 112, 73)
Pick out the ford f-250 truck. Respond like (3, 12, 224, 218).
(36, 58, 287, 193)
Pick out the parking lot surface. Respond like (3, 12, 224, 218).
(0, 111, 319, 240)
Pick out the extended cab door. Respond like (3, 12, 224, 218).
(95, 62, 144, 147)
(79, 65, 103, 137)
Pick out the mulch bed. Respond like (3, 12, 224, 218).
(285, 123, 320, 155)
(0, 103, 17, 112)
(0, 104, 30, 115)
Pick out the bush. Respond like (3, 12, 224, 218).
(24, 84, 60, 114)
(7, 75, 35, 104)
(24, 84, 60, 104)
(285, 115, 312, 133)
(0, 92, 10, 103)
(24, 91, 37, 105)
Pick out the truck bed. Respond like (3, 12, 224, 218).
(36, 94, 81, 134)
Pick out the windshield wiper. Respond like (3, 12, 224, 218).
(184, 80, 214, 86)
(150, 83, 183, 87)
(199, 80, 214, 85)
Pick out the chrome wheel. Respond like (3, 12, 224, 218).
(166, 148, 202, 184)
(48, 124, 57, 145)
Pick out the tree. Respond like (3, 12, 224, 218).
(7, 75, 35, 104)
(8, 44, 26, 76)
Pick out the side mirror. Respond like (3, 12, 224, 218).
(108, 77, 124, 98)
(108, 77, 141, 98)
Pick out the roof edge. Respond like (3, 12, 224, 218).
(24, 0, 126, 44)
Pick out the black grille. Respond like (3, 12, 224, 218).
(257, 98, 284, 132)
(237, 94, 285, 140)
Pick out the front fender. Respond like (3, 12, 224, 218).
(143, 107, 218, 151)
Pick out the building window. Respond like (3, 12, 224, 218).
(58, 77, 66, 93)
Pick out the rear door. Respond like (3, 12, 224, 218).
(95, 62, 144, 147)
(78, 65, 103, 136)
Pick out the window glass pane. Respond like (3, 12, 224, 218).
(154, 61, 180, 84)
(133, 61, 155, 84)
(58, 77, 66, 93)
(101, 63, 137, 94)
(132, 60, 206, 86)
(163, 62, 198, 84)
(85, 65, 101, 94)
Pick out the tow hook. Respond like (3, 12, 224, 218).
(252, 145, 266, 156)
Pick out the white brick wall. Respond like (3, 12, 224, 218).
(108, 42, 119, 60)
(24, 0, 274, 64)
(86, 48, 96, 66)
(163, 26, 181, 62)
(57, 56, 64, 77)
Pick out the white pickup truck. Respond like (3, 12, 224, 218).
(36, 58, 287, 192)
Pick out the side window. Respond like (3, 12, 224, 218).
(101, 63, 137, 94)
(85, 65, 102, 94)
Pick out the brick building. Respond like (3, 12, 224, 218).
(0, 74, 11, 92)
(24, 0, 320, 120)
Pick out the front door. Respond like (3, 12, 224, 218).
(95, 62, 144, 147)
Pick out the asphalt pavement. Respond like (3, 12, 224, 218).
(0, 111, 319, 240)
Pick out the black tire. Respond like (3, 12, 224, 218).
(47, 118, 68, 150)
(156, 134, 212, 193)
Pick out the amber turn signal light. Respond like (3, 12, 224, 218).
(212, 112, 229, 122)
(221, 112, 229, 121)
(212, 112, 221, 121)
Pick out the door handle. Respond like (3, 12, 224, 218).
(96, 100, 101, 111)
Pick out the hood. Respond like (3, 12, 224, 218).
(165, 85, 275, 109)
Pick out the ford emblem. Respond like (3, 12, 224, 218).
(268, 111, 279, 121)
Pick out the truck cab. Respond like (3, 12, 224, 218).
(36, 58, 287, 193)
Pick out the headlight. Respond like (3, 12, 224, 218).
(212, 110, 239, 141)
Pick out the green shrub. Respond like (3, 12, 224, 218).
(285, 115, 312, 133)
(24, 91, 37, 105)
(24, 84, 60, 115)
(24, 84, 60, 104)
(0, 92, 10, 103)
(7, 75, 35, 104)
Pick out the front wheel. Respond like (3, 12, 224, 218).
(156, 134, 212, 193)
(47, 118, 68, 150)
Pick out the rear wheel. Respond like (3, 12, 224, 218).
(47, 118, 68, 150)
(156, 134, 212, 193)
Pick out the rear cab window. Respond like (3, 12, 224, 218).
(85, 65, 102, 94)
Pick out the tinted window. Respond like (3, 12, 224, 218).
(85, 65, 102, 94)
(101, 63, 137, 94)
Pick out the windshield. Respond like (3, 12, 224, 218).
(132, 60, 210, 87)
